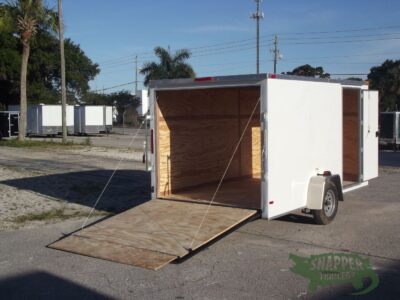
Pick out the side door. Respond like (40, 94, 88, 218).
(362, 90, 379, 181)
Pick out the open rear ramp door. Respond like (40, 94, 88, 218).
(49, 200, 257, 270)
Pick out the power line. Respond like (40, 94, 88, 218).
(279, 31, 400, 41)
(91, 81, 135, 93)
(286, 51, 400, 60)
(281, 36, 400, 46)
(97, 30, 400, 71)
(278, 24, 400, 36)
(99, 34, 398, 71)
(96, 24, 400, 66)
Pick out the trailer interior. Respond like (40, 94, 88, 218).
(342, 88, 362, 186)
(156, 87, 261, 210)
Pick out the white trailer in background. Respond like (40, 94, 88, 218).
(8, 104, 74, 135)
(136, 90, 149, 116)
(74, 105, 105, 134)
(104, 106, 113, 133)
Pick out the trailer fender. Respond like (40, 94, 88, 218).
(306, 174, 343, 210)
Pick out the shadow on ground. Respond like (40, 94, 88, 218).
(0, 271, 112, 300)
(276, 213, 316, 224)
(0, 170, 151, 213)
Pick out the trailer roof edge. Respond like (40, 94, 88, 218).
(149, 73, 366, 90)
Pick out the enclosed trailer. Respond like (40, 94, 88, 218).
(74, 105, 106, 134)
(0, 111, 19, 139)
(104, 106, 113, 133)
(149, 74, 379, 220)
(8, 104, 74, 135)
(50, 74, 380, 270)
(136, 89, 149, 116)
(28, 104, 74, 135)
(380, 112, 400, 150)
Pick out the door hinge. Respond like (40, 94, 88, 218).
(261, 112, 267, 130)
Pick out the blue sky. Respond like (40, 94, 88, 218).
(35, 1, 400, 92)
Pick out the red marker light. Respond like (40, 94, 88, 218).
(269, 74, 277, 79)
(269, 201, 274, 205)
(194, 77, 214, 82)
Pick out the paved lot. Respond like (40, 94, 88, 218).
(0, 147, 399, 299)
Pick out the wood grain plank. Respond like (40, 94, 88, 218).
(49, 235, 177, 270)
(49, 199, 257, 269)
(164, 177, 261, 209)
(156, 86, 261, 198)
(343, 88, 360, 182)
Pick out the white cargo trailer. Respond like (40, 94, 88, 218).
(149, 74, 379, 222)
(50, 74, 380, 270)
(29, 104, 74, 135)
(8, 104, 74, 135)
(380, 112, 400, 150)
(136, 89, 149, 116)
(104, 106, 113, 133)
(74, 105, 106, 134)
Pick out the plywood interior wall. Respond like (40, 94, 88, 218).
(156, 87, 260, 197)
(343, 88, 360, 182)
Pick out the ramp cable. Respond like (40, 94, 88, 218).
(189, 97, 261, 249)
(81, 119, 146, 230)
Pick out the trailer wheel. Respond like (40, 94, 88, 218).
(312, 182, 339, 225)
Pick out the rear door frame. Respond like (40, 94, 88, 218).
(360, 89, 379, 181)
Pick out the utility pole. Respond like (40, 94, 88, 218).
(251, 0, 264, 74)
(58, 0, 67, 143)
(135, 55, 138, 95)
(272, 34, 281, 74)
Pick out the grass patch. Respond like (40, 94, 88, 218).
(0, 139, 77, 148)
(81, 136, 92, 146)
(12, 209, 109, 224)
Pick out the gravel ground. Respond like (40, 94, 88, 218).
(0, 146, 149, 231)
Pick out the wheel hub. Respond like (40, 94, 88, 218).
(324, 190, 336, 217)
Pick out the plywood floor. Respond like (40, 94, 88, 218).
(49, 199, 257, 270)
(164, 177, 261, 209)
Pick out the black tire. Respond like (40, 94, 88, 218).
(312, 181, 339, 225)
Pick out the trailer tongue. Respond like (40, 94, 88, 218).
(49, 199, 258, 270)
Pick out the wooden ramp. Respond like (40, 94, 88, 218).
(49, 199, 258, 270)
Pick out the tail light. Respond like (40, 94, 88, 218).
(318, 171, 332, 177)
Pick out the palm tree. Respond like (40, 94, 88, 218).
(7, 0, 56, 141)
(140, 47, 195, 86)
